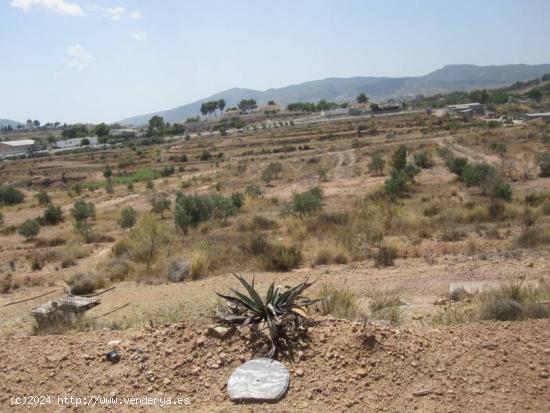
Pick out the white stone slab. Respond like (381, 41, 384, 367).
(227, 358, 289, 402)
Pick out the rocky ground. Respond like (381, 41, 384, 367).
(0, 318, 549, 412)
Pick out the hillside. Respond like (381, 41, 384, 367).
(119, 63, 550, 125)
(0, 118, 22, 129)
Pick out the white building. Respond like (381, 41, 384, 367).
(447, 103, 484, 115)
(55, 136, 97, 149)
(0, 139, 37, 158)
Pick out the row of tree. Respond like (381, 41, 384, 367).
(200, 99, 226, 117)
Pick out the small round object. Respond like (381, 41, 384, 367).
(227, 358, 290, 402)
(106, 350, 120, 363)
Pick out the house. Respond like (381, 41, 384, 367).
(348, 103, 371, 115)
(0, 139, 37, 158)
(447, 103, 484, 115)
(257, 103, 281, 114)
(223, 108, 241, 117)
(321, 108, 348, 118)
(55, 136, 97, 149)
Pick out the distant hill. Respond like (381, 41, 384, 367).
(0, 119, 23, 128)
(119, 64, 550, 125)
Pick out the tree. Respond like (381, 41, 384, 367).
(118, 206, 137, 229)
(238, 99, 257, 114)
(71, 200, 96, 222)
(18, 219, 39, 241)
(148, 116, 165, 135)
(527, 88, 542, 100)
(93, 123, 110, 138)
(103, 165, 112, 178)
(356, 93, 369, 104)
(261, 162, 283, 183)
(129, 213, 169, 269)
(33, 120, 40, 127)
(81, 138, 90, 146)
(391, 145, 407, 171)
(369, 153, 385, 176)
(150, 193, 171, 218)
(42, 204, 63, 225)
(218, 99, 226, 115)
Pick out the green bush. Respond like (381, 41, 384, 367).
(266, 243, 302, 271)
(289, 187, 323, 216)
(261, 162, 283, 183)
(71, 200, 95, 222)
(18, 219, 40, 240)
(42, 204, 63, 225)
(174, 192, 239, 232)
(35, 190, 51, 206)
(368, 153, 385, 176)
(384, 169, 410, 200)
(391, 145, 407, 171)
(413, 151, 434, 169)
(0, 186, 25, 206)
(245, 184, 263, 198)
(118, 207, 137, 229)
(447, 157, 468, 176)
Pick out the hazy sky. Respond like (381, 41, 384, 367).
(1, 0, 550, 124)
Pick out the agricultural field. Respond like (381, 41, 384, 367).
(1, 110, 550, 411)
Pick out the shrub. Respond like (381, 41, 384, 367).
(189, 249, 210, 280)
(174, 192, 239, 232)
(261, 162, 283, 183)
(127, 214, 169, 268)
(384, 169, 410, 200)
(18, 219, 40, 240)
(35, 190, 51, 206)
(146, 179, 155, 190)
(313, 247, 349, 266)
(245, 183, 263, 198)
(538, 153, 550, 177)
(414, 151, 434, 169)
(268, 244, 302, 271)
(71, 200, 95, 222)
(199, 150, 212, 161)
(391, 145, 407, 171)
(478, 279, 550, 321)
(447, 157, 468, 176)
(68, 273, 104, 295)
(160, 165, 175, 177)
(118, 207, 137, 229)
(289, 187, 323, 216)
(317, 284, 361, 320)
(515, 226, 550, 248)
(0, 212, 3, 226)
(368, 153, 385, 176)
(42, 204, 63, 225)
(105, 178, 114, 194)
(150, 193, 171, 218)
(230, 192, 244, 209)
(369, 291, 402, 324)
(0, 186, 25, 206)
(461, 163, 512, 201)
(375, 245, 397, 267)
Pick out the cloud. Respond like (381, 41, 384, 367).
(63, 44, 94, 70)
(10, 0, 85, 16)
(129, 9, 141, 19)
(103, 6, 125, 20)
(130, 30, 147, 41)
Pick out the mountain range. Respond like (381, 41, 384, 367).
(119, 64, 550, 126)
(0, 119, 23, 129)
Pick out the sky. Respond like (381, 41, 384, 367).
(1, 0, 550, 124)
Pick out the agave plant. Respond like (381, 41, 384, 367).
(216, 274, 318, 358)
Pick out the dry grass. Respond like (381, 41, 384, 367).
(317, 284, 362, 320)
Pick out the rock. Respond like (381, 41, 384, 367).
(413, 389, 433, 397)
(168, 259, 189, 283)
(295, 368, 304, 377)
(227, 358, 290, 402)
(196, 337, 205, 347)
(206, 325, 236, 340)
(107, 340, 121, 348)
(540, 371, 549, 379)
(356, 369, 367, 378)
